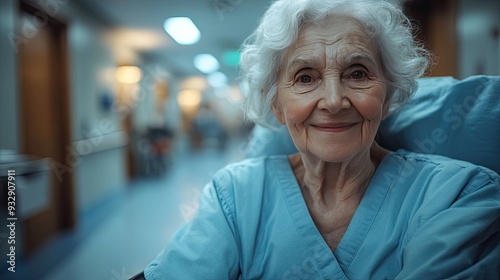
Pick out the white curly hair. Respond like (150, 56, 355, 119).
(239, 0, 430, 128)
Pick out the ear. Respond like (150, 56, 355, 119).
(271, 97, 286, 125)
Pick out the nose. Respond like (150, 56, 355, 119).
(317, 77, 351, 113)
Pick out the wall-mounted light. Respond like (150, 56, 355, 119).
(163, 17, 200, 45)
(193, 54, 219, 74)
(116, 66, 142, 84)
(177, 89, 202, 114)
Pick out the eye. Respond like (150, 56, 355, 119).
(291, 69, 320, 93)
(350, 70, 367, 80)
(298, 75, 313, 84)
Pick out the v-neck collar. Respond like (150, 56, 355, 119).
(273, 152, 401, 278)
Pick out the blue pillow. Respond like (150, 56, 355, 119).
(377, 75, 500, 175)
(246, 75, 500, 175)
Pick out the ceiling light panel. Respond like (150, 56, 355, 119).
(193, 54, 220, 74)
(163, 17, 200, 45)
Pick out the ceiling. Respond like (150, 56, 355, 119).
(78, 0, 274, 83)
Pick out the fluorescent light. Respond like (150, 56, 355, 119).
(207, 71, 228, 88)
(163, 17, 200, 45)
(193, 54, 219, 74)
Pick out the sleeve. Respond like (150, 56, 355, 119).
(144, 175, 240, 280)
(396, 170, 500, 279)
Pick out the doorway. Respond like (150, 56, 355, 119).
(404, 0, 458, 77)
(17, 0, 75, 255)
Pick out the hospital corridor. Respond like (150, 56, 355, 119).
(2, 138, 248, 280)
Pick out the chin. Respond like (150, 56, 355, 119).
(301, 144, 364, 163)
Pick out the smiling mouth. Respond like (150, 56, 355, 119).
(311, 122, 358, 132)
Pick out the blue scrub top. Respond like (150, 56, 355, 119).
(145, 150, 500, 279)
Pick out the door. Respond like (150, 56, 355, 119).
(404, 0, 458, 77)
(18, 1, 75, 255)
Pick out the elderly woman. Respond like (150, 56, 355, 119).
(142, 0, 500, 279)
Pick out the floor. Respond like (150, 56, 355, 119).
(1, 137, 248, 280)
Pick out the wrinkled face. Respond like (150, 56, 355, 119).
(273, 16, 389, 163)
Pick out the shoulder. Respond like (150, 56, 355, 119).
(392, 149, 499, 180)
(388, 149, 499, 197)
(212, 155, 289, 186)
(381, 150, 500, 248)
(210, 155, 290, 201)
(205, 155, 291, 229)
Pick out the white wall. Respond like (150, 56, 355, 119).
(0, 0, 20, 151)
(457, 0, 500, 78)
(59, 1, 129, 210)
(132, 62, 158, 131)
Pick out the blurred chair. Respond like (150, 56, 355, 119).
(134, 126, 174, 177)
(130, 272, 145, 280)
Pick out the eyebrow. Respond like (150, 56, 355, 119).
(341, 52, 377, 67)
(286, 56, 323, 72)
(286, 51, 377, 73)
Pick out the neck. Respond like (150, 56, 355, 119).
(289, 142, 388, 208)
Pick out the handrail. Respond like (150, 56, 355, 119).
(71, 131, 128, 156)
